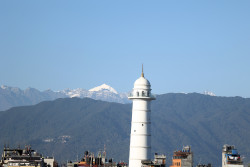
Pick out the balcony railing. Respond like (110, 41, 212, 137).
(128, 92, 156, 99)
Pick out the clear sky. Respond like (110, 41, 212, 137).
(0, 1, 250, 97)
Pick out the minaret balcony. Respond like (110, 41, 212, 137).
(128, 92, 156, 99)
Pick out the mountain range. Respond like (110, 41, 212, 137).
(0, 84, 130, 111)
(0, 93, 249, 166)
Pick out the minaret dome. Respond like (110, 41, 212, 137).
(134, 76, 151, 89)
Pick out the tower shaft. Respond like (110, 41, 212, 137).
(129, 99, 152, 167)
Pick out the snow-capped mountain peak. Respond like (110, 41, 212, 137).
(203, 90, 216, 96)
(1, 85, 8, 89)
(60, 88, 87, 98)
(89, 84, 118, 94)
(0, 84, 130, 111)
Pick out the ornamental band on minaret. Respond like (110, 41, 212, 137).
(128, 66, 155, 167)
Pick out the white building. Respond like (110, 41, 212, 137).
(222, 145, 243, 167)
(44, 157, 55, 167)
(128, 67, 155, 167)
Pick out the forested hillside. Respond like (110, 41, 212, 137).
(0, 93, 249, 166)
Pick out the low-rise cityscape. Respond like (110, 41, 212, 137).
(0, 144, 245, 167)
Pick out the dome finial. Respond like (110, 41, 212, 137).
(141, 64, 144, 77)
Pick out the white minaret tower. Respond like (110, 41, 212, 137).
(128, 65, 155, 167)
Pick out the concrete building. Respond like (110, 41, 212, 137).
(128, 66, 155, 167)
(0, 146, 53, 167)
(44, 157, 55, 167)
(141, 153, 166, 167)
(222, 145, 243, 167)
(153, 153, 166, 166)
(66, 150, 118, 167)
(170, 146, 193, 167)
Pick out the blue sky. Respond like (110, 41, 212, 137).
(0, 1, 250, 97)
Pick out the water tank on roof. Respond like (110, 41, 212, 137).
(232, 149, 238, 155)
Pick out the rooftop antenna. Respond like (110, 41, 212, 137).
(141, 64, 144, 77)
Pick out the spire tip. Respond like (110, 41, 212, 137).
(141, 64, 144, 77)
